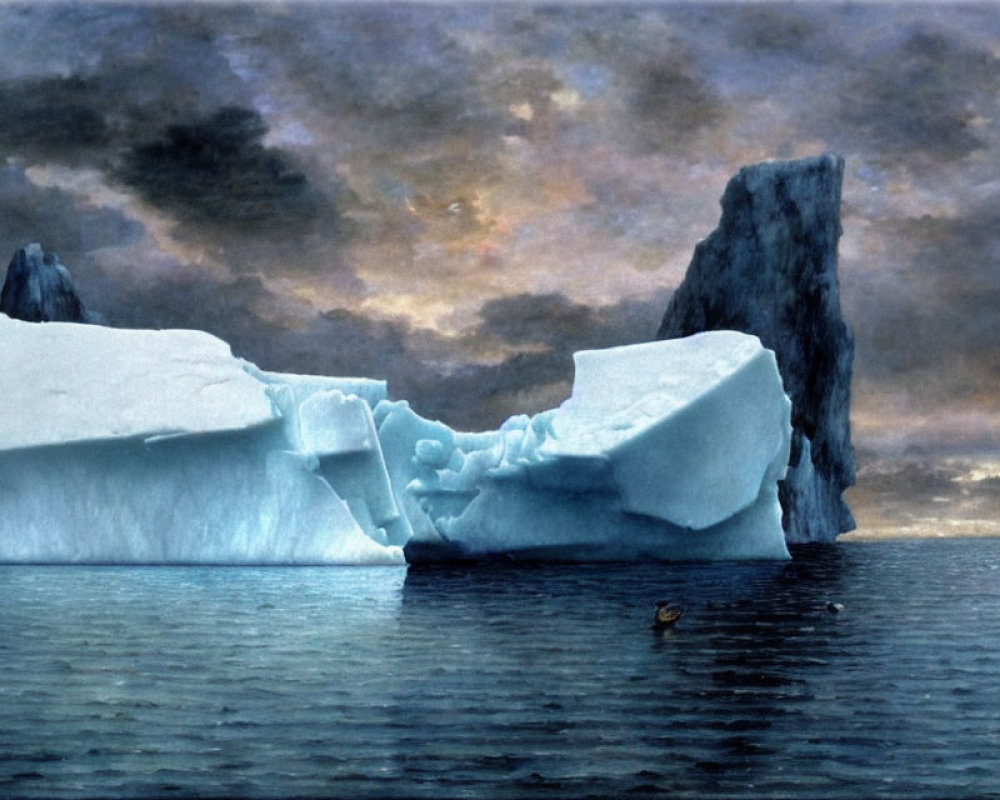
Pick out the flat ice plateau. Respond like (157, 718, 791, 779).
(0, 314, 791, 564)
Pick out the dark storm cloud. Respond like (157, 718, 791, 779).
(329, 15, 498, 146)
(0, 4, 252, 149)
(626, 52, 725, 153)
(0, 7, 334, 234)
(411, 290, 670, 427)
(0, 3, 730, 249)
(845, 198, 1000, 412)
(119, 106, 326, 231)
(254, 4, 503, 147)
(87, 262, 264, 336)
(520, 5, 728, 154)
(724, 5, 823, 57)
(834, 27, 997, 162)
(0, 7, 364, 269)
(474, 290, 668, 353)
(0, 76, 109, 161)
(476, 292, 609, 346)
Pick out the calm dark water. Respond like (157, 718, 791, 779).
(1, 539, 999, 799)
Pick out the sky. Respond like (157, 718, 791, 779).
(0, 1, 998, 494)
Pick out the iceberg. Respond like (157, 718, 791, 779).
(0, 314, 791, 564)
(385, 331, 791, 562)
(0, 315, 405, 565)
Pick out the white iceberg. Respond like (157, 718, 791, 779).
(0, 316, 404, 565)
(0, 314, 791, 564)
(382, 331, 791, 562)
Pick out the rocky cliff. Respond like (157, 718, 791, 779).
(1, 244, 99, 324)
(657, 154, 855, 542)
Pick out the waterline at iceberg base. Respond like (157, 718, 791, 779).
(0, 314, 791, 564)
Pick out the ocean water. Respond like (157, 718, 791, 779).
(1, 539, 998, 799)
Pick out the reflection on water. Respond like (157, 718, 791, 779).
(1, 540, 999, 799)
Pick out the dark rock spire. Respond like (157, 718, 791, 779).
(657, 154, 855, 542)
(1, 244, 98, 324)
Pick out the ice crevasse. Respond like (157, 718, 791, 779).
(0, 314, 792, 564)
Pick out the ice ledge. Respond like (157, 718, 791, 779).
(0, 316, 277, 450)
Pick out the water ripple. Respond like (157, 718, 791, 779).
(0, 542, 999, 798)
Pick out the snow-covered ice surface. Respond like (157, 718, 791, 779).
(0, 316, 276, 450)
(0, 315, 791, 564)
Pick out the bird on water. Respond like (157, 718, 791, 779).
(653, 600, 683, 630)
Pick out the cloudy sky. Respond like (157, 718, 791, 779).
(1, 1, 998, 479)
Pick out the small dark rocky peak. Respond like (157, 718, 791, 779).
(1, 244, 99, 323)
(658, 154, 855, 543)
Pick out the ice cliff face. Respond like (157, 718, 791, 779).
(0, 316, 791, 564)
(1, 244, 99, 324)
(657, 154, 855, 543)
